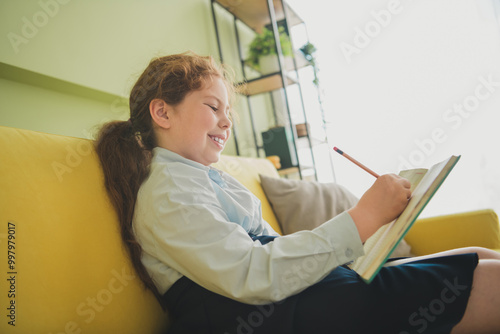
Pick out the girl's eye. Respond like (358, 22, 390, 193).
(206, 104, 218, 112)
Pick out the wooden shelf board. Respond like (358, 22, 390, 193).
(215, 0, 303, 32)
(277, 165, 315, 177)
(277, 166, 299, 176)
(239, 73, 296, 96)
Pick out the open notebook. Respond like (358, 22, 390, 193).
(349, 155, 461, 283)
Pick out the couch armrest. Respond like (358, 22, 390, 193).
(405, 209, 500, 256)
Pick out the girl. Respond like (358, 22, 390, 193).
(96, 52, 500, 333)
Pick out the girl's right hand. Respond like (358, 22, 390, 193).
(348, 174, 412, 242)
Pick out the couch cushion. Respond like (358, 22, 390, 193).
(0, 126, 167, 333)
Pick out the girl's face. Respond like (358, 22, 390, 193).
(162, 76, 232, 166)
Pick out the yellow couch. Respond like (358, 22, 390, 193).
(1, 125, 499, 334)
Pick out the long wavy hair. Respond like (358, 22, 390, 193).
(95, 52, 235, 306)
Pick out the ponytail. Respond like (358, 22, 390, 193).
(94, 51, 235, 310)
(95, 120, 163, 306)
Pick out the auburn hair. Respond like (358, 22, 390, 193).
(95, 52, 234, 307)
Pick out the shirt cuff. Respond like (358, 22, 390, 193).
(315, 211, 365, 265)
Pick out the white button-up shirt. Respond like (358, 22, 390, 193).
(133, 147, 364, 304)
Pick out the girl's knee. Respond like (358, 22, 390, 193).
(460, 246, 498, 260)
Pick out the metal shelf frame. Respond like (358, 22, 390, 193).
(210, 0, 323, 180)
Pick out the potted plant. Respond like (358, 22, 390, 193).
(299, 41, 319, 86)
(299, 41, 317, 67)
(246, 26, 293, 74)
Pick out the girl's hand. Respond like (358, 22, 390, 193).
(348, 174, 411, 242)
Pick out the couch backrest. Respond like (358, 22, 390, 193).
(214, 155, 282, 234)
(0, 126, 281, 333)
(0, 126, 167, 333)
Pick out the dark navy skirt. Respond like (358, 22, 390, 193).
(163, 235, 478, 334)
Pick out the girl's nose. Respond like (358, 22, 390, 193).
(220, 113, 232, 129)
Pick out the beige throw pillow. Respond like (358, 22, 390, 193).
(259, 174, 359, 235)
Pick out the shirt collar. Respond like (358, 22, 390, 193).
(152, 147, 226, 187)
(152, 147, 209, 171)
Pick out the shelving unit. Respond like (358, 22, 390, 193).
(210, 0, 334, 181)
(213, 0, 303, 33)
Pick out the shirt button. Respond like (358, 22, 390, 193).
(345, 248, 353, 258)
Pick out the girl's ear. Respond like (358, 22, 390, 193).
(149, 99, 172, 129)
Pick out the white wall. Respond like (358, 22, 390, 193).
(0, 0, 228, 144)
(288, 0, 500, 217)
